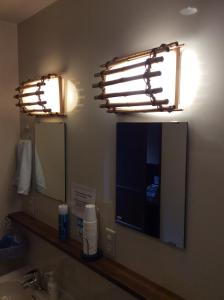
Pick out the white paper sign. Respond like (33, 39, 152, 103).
(71, 183, 96, 219)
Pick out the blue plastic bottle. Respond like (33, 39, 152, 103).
(58, 204, 69, 240)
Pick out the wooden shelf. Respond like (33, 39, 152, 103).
(8, 212, 184, 300)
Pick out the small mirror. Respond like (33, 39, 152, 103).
(35, 123, 66, 202)
(116, 122, 187, 248)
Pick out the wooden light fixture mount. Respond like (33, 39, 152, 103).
(15, 74, 64, 117)
(93, 42, 183, 114)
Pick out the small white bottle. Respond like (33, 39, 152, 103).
(83, 204, 98, 256)
(47, 271, 58, 300)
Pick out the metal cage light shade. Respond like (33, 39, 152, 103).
(14, 74, 63, 116)
(93, 42, 183, 114)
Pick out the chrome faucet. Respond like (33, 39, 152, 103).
(22, 269, 45, 290)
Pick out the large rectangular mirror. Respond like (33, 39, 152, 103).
(116, 122, 187, 248)
(35, 122, 66, 202)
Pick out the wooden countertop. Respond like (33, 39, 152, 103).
(8, 212, 184, 300)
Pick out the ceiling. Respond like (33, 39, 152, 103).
(0, 0, 57, 24)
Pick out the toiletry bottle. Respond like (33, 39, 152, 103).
(47, 271, 58, 300)
(58, 204, 69, 240)
(83, 204, 98, 256)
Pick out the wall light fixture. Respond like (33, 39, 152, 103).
(93, 42, 183, 114)
(14, 74, 64, 116)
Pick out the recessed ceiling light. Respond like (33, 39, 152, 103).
(180, 6, 198, 16)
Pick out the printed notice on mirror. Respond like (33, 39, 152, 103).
(70, 183, 96, 219)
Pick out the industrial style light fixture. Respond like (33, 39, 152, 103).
(93, 42, 183, 113)
(14, 74, 64, 116)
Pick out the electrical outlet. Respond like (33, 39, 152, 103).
(104, 227, 116, 258)
(27, 197, 34, 215)
(27, 197, 39, 217)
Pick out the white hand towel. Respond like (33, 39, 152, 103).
(15, 139, 32, 195)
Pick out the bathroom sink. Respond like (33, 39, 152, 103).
(0, 281, 32, 300)
(0, 281, 52, 300)
(0, 267, 73, 300)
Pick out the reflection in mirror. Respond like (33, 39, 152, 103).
(116, 122, 187, 248)
(35, 123, 66, 202)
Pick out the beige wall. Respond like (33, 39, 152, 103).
(0, 20, 20, 224)
(24, 229, 136, 300)
(0, 20, 21, 274)
(17, 0, 224, 299)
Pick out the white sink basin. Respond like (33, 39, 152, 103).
(0, 267, 73, 300)
(0, 281, 32, 300)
